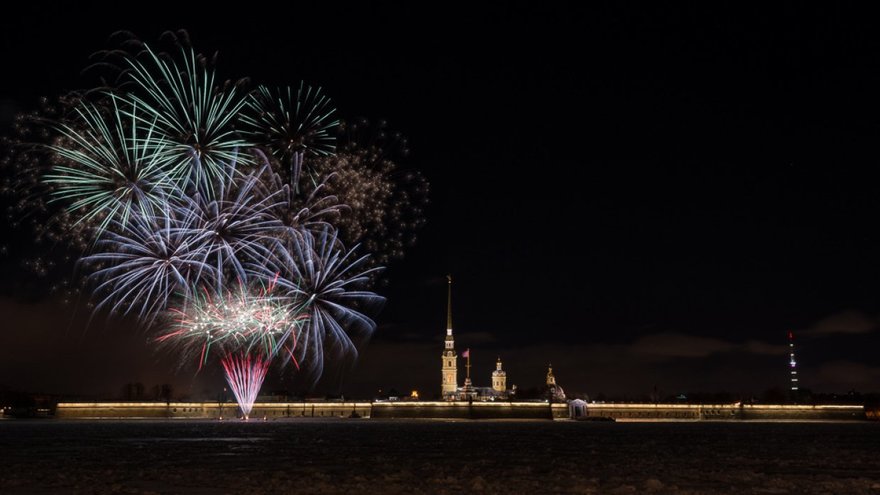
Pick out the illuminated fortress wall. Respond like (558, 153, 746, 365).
(55, 402, 373, 419)
(580, 403, 865, 421)
(54, 401, 866, 420)
(370, 401, 568, 419)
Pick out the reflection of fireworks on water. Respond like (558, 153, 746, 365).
(221, 351, 270, 419)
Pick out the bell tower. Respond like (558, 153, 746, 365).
(492, 357, 507, 394)
(441, 275, 458, 398)
(546, 364, 556, 387)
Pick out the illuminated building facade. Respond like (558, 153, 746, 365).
(440, 276, 517, 401)
(441, 276, 458, 398)
(789, 331, 799, 397)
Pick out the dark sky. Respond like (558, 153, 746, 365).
(2, 3, 880, 400)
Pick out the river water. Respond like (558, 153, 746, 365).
(1, 419, 878, 494)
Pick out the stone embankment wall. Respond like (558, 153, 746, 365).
(580, 403, 865, 421)
(370, 401, 568, 419)
(55, 402, 372, 419)
(54, 401, 866, 421)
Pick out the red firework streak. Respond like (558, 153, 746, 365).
(221, 351, 271, 419)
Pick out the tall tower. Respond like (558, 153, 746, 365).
(546, 364, 565, 401)
(441, 275, 458, 398)
(789, 331, 799, 397)
(492, 357, 507, 394)
(546, 364, 557, 387)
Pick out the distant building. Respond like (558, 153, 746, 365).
(789, 330, 799, 399)
(440, 276, 563, 401)
(441, 275, 458, 398)
(546, 364, 566, 402)
(492, 357, 507, 393)
(569, 398, 587, 418)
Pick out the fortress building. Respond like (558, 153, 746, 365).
(441, 275, 458, 398)
(440, 276, 567, 402)
(492, 357, 507, 393)
(440, 276, 515, 401)
(546, 364, 566, 402)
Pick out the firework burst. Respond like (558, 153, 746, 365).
(257, 228, 385, 382)
(181, 158, 286, 290)
(241, 83, 339, 163)
(1, 96, 98, 296)
(157, 283, 308, 368)
(159, 283, 308, 417)
(44, 94, 177, 236)
(306, 120, 429, 267)
(81, 204, 217, 321)
(121, 43, 249, 196)
(2, 31, 428, 395)
(264, 151, 344, 238)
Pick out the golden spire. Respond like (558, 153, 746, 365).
(446, 274, 453, 331)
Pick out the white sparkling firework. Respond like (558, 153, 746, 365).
(81, 204, 217, 321)
(3, 32, 426, 392)
(44, 94, 177, 236)
(158, 283, 308, 369)
(122, 44, 249, 196)
(241, 82, 339, 161)
(257, 228, 385, 382)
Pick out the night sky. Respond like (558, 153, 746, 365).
(2, 3, 880, 400)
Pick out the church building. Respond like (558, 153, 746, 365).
(440, 276, 513, 401)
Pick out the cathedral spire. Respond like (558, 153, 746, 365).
(444, 275, 455, 350)
(441, 275, 458, 398)
(446, 274, 453, 332)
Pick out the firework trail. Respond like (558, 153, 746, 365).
(159, 283, 308, 416)
(221, 351, 270, 419)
